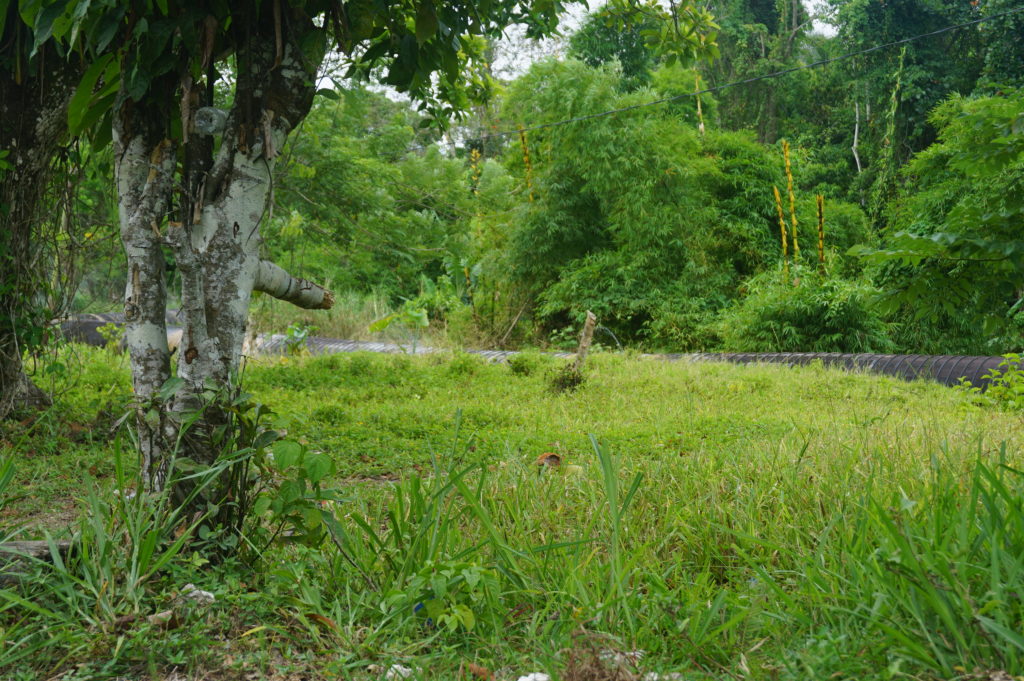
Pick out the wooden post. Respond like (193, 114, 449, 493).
(573, 311, 598, 373)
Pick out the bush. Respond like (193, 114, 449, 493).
(714, 268, 894, 353)
(507, 350, 551, 377)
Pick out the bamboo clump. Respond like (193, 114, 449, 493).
(518, 127, 534, 202)
(469, 147, 482, 195)
(775, 143, 827, 280)
(783, 139, 799, 261)
(773, 185, 789, 279)
(816, 194, 826, 273)
(695, 71, 705, 137)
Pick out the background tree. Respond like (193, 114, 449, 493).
(705, 0, 811, 142)
(0, 1, 85, 419)
(852, 88, 1024, 354)
(497, 59, 869, 349)
(569, 6, 660, 91)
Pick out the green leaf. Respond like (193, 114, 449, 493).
(316, 88, 340, 101)
(252, 429, 280, 451)
(406, 308, 430, 328)
(252, 495, 271, 516)
(368, 311, 400, 332)
(457, 604, 475, 631)
(278, 478, 302, 503)
(158, 376, 184, 401)
(304, 452, 333, 484)
(93, 6, 125, 52)
(272, 440, 302, 470)
(300, 505, 321, 530)
(68, 53, 114, 134)
(415, 1, 438, 43)
(31, 0, 71, 56)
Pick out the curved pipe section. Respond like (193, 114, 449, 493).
(674, 352, 1005, 389)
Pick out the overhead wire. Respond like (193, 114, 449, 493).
(271, 5, 1024, 281)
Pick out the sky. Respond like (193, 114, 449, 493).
(490, 0, 837, 79)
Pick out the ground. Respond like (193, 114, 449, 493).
(2, 345, 1023, 680)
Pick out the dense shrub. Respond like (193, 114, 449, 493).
(715, 268, 893, 353)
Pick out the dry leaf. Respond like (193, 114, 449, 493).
(535, 453, 561, 467)
(463, 662, 493, 679)
(308, 612, 339, 632)
(147, 609, 179, 629)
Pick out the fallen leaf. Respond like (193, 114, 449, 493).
(535, 453, 561, 467)
(147, 609, 179, 629)
(463, 662, 493, 679)
(308, 612, 339, 632)
(111, 614, 138, 632)
(240, 625, 268, 638)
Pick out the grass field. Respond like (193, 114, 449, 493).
(3, 345, 1024, 680)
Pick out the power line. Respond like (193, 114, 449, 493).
(432, 4, 1024, 147)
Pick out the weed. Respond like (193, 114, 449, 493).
(447, 352, 484, 377)
(508, 351, 550, 377)
(284, 323, 316, 356)
(549, 362, 585, 393)
(960, 354, 1024, 409)
(96, 322, 125, 353)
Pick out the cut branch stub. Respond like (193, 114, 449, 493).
(255, 260, 334, 310)
(194, 107, 228, 136)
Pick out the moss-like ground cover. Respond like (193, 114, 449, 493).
(3, 346, 1024, 680)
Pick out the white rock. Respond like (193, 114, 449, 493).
(515, 674, 551, 681)
(179, 583, 216, 606)
(599, 649, 645, 665)
(385, 664, 414, 680)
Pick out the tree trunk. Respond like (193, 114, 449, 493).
(0, 36, 79, 420)
(113, 95, 176, 490)
(116, 15, 333, 493)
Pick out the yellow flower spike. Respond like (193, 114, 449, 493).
(773, 185, 789, 279)
(782, 140, 799, 261)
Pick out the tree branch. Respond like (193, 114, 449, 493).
(255, 260, 335, 310)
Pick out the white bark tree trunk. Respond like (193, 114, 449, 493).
(113, 102, 176, 490)
(115, 20, 332, 493)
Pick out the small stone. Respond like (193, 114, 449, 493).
(599, 648, 645, 666)
(179, 583, 216, 606)
(146, 609, 177, 628)
(384, 664, 414, 679)
(515, 674, 551, 681)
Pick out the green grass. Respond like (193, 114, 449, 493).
(3, 345, 1024, 680)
